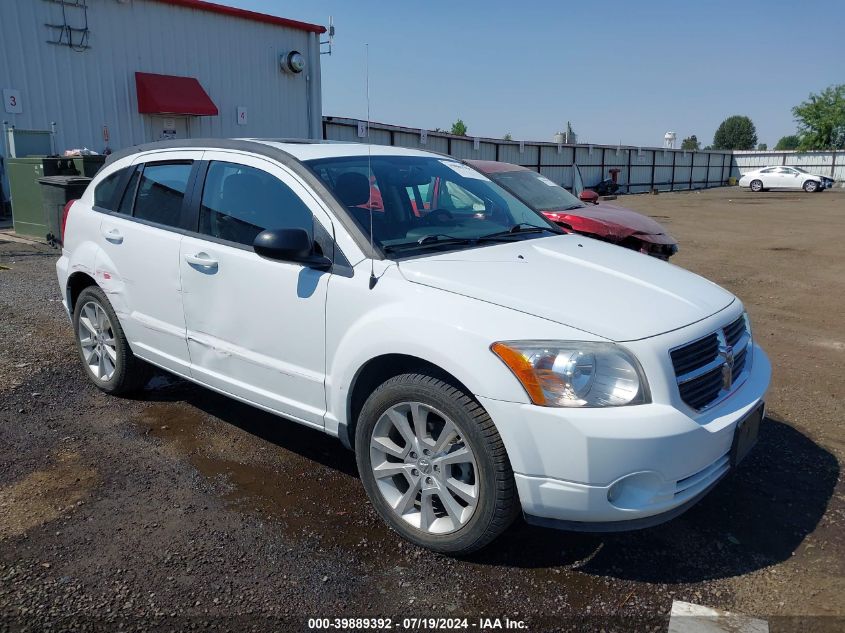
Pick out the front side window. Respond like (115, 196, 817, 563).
(488, 170, 584, 213)
(93, 168, 128, 211)
(199, 161, 314, 246)
(306, 155, 558, 258)
(133, 162, 193, 228)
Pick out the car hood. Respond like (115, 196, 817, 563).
(397, 235, 734, 341)
(546, 203, 675, 244)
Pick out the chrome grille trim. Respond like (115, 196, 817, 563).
(670, 314, 753, 411)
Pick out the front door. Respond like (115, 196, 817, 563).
(179, 152, 333, 428)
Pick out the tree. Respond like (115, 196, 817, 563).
(502, 133, 513, 141)
(792, 84, 845, 150)
(450, 119, 467, 136)
(680, 135, 700, 150)
(774, 135, 801, 150)
(712, 115, 758, 150)
(757, 143, 768, 150)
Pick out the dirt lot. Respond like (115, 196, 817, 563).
(1, 187, 843, 632)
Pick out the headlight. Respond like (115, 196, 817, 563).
(491, 341, 649, 407)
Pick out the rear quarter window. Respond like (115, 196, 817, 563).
(93, 168, 129, 211)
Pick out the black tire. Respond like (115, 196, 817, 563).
(750, 179, 763, 192)
(355, 373, 518, 555)
(803, 180, 819, 193)
(72, 286, 150, 395)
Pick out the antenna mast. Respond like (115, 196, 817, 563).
(366, 43, 377, 290)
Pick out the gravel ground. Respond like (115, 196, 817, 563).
(1, 187, 843, 632)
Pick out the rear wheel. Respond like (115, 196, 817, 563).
(803, 180, 819, 193)
(72, 286, 150, 394)
(355, 373, 518, 555)
(750, 179, 763, 192)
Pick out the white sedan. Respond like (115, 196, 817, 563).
(739, 166, 826, 192)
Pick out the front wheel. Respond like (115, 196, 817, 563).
(803, 180, 819, 193)
(750, 179, 763, 192)
(355, 374, 518, 555)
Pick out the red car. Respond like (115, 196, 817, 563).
(465, 160, 678, 260)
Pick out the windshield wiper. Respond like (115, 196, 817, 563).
(476, 223, 556, 242)
(383, 235, 474, 253)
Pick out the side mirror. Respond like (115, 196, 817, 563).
(253, 228, 331, 270)
(579, 190, 600, 205)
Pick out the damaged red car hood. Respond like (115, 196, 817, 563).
(544, 203, 675, 245)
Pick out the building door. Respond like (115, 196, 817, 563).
(148, 116, 190, 142)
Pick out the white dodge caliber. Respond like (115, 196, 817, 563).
(57, 139, 770, 554)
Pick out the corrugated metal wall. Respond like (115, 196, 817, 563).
(0, 0, 321, 156)
(733, 151, 844, 182)
(324, 118, 734, 193)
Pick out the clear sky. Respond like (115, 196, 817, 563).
(226, 0, 844, 148)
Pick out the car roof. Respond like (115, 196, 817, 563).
(464, 159, 530, 174)
(247, 139, 438, 161)
(105, 138, 443, 165)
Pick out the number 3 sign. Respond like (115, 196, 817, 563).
(3, 89, 23, 114)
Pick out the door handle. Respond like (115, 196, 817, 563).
(101, 227, 123, 244)
(184, 252, 219, 268)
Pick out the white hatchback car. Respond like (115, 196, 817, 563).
(57, 139, 770, 554)
(739, 166, 826, 192)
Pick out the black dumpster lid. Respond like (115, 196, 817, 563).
(37, 175, 92, 186)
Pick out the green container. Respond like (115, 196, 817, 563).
(8, 158, 47, 239)
(38, 176, 92, 246)
(8, 155, 104, 240)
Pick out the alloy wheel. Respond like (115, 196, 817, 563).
(77, 300, 118, 381)
(369, 402, 479, 535)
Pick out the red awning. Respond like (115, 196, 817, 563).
(135, 72, 218, 116)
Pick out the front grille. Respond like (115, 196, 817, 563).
(671, 314, 752, 411)
(679, 366, 723, 410)
(670, 333, 718, 376)
(723, 315, 745, 347)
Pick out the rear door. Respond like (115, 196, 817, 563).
(757, 167, 778, 188)
(179, 152, 334, 428)
(96, 152, 202, 374)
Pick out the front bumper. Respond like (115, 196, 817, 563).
(477, 343, 771, 529)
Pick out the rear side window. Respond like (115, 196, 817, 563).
(198, 161, 313, 246)
(133, 162, 193, 228)
(93, 168, 128, 211)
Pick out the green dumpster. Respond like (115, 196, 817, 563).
(8, 155, 104, 240)
(37, 175, 92, 247)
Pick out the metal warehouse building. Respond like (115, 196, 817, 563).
(0, 0, 325, 200)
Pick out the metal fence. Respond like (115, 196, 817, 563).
(732, 150, 844, 182)
(323, 117, 734, 193)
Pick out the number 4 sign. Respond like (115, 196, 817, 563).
(236, 106, 247, 126)
(3, 89, 22, 114)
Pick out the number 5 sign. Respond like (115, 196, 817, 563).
(3, 89, 22, 114)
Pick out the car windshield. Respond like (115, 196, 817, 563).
(306, 155, 559, 257)
(487, 170, 585, 212)
(791, 166, 809, 173)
